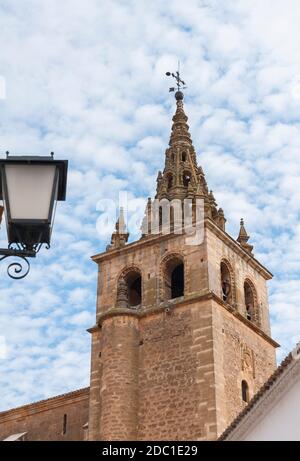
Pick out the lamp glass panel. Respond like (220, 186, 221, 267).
(5, 164, 56, 220)
(50, 171, 59, 236)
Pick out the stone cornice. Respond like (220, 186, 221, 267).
(212, 293, 279, 348)
(92, 291, 279, 348)
(91, 219, 273, 281)
(0, 387, 89, 422)
(206, 219, 273, 280)
(91, 231, 181, 263)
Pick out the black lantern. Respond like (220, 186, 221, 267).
(0, 154, 68, 279)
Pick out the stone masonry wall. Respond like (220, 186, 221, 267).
(0, 388, 89, 441)
(89, 222, 277, 441)
(95, 232, 208, 318)
(88, 327, 102, 441)
(212, 301, 277, 436)
(99, 316, 139, 440)
(138, 301, 217, 441)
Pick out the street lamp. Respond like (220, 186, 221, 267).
(0, 153, 68, 279)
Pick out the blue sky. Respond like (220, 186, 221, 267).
(1, 0, 300, 411)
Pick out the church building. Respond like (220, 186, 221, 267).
(0, 86, 279, 441)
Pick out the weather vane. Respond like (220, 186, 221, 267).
(166, 62, 187, 95)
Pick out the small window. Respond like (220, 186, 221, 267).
(182, 152, 187, 162)
(183, 172, 191, 187)
(167, 175, 173, 190)
(242, 380, 249, 403)
(62, 414, 67, 435)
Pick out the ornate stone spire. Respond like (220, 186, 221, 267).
(154, 89, 226, 229)
(141, 197, 152, 238)
(168, 91, 193, 149)
(237, 218, 253, 254)
(217, 208, 226, 231)
(140, 73, 227, 237)
(108, 207, 129, 250)
(155, 91, 203, 203)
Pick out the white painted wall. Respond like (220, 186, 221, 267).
(242, 375, 300, 441)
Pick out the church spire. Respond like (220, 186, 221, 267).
(168, 91, 193, 148)
(140, 70, 228, 237)
(155, 90, 200, 202)
(237, 218, 253, 254)
(153, 70, 225, 228)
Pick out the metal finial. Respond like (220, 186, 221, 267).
(166, 61, 187, 99)
(6, 151, 9, 158)
(50, 152, 54, 158)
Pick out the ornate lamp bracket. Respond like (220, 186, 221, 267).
(0, 248, 36, 280)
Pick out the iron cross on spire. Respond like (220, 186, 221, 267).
(166, 62, 187, 96)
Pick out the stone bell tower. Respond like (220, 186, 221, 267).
(87, 88, 278, 441)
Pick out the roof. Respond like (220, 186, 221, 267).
(219, 344, 300, 440)
(0, 387, 89, 418)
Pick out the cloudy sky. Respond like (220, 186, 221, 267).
(0, 0, 300, 411)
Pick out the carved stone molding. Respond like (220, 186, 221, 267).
(241, 343, 255, 379)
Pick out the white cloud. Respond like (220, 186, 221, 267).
(0, 0, 300, 410)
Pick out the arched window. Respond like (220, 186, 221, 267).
(163, 255, 184, 300)
(182, 152, 187, 162)
(241, 380, 249, 403)
(167, 174, 173, 190)
(220, 261, 233, 304)
(171, 264, 184, 299)
(126, 271, 142, 307)
(117, 268, 142, 308)
(244, 280, 255, 322)
(183, 172, 191, 188)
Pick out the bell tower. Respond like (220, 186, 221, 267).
(87, 84, 278, 441)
